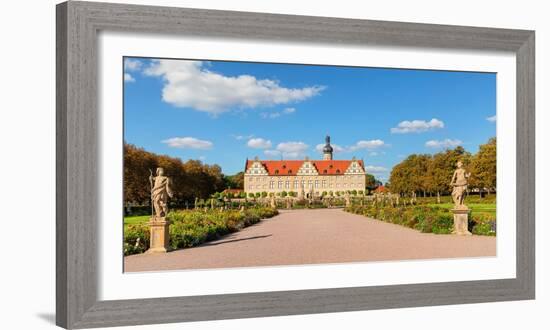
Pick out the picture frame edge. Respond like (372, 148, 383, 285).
(56, 1, 536, 328)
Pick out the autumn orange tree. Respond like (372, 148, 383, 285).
(387, 139, 496, 199)
(124, 143, 225, 206)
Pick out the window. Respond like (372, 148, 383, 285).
(315, 180, 319, 188)
(275, 169, 279, 174)
(336, 169, 341, 174)
(323, 169, 327, 174)
(288, 170, 292, 174)
(285, 181, 290, 189)
(308, 180, 313, 188)
(294, 181, 299, 189)
(269, 181, 274, 189)
(278, 181, 283, 189)
(322, 180, 327, 188)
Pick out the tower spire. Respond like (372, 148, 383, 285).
(323, 135, 333, 160)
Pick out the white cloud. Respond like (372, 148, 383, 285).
(391, 118, 445, 134)
(232, 134, 254, 140)
(365, 165, 388, 174)
(247, 138, 272, 149)
(260, 112, 281, 119)
(486, 115, 497, 122)
(260, 107, 297, 119)
(276, 141, 309, 158)
(264, 149, 281, 158)
(143, 59, 325, 115)
(314, 139, 386, 154)
(124, 73, 135, 83)
(425, 139, 463, 149)
(162, 137, 213, 150)
(350, 139, 387, 150)
(124, 58, 142, 71)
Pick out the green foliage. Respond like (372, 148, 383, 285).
(261, 191, 268, 198)
(345, 203, 495, 236)
(124, 207, 279, 255)
(123, 224, 149, 255)
(388, 138, 496, 197)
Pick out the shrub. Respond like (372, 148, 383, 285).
(345, 204, 494, 236)
(124, 207, 278, 255)
(123, 224, 149, 255)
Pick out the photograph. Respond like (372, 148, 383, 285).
(122, 57, 497, 272)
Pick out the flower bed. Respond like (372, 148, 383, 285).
(344, 204, 495, 236)
(124, 207, 278, 255)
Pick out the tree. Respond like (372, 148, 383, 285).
(388, 146, 472, 201)
(224, 172, 244, 189)
(470, 137, 497, 196)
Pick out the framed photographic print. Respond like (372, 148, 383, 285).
(56, 1, 535, 328)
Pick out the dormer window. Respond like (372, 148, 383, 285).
(282, 165, 286, 169)
(288, 170, 292, 174)
(323, 169, 328, 174)
(275, 169, 279, 174)
(336, 169, 341, 174)
(329, 164, 333, 169)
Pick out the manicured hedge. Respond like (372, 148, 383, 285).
(345, 204, 495, 236)
(124, 207, 278, 256)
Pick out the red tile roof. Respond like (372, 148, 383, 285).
(245, 159, 364, 176)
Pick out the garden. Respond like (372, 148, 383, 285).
(124, 207, 278, 255)
(345, 195, 496, 236)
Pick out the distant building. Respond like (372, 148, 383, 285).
(244, 136, 367, 197)
(373, 185, 388, 194)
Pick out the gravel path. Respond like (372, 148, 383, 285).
(124, 208, 496, 272)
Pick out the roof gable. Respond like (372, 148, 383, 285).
(245, 159, 364, 176)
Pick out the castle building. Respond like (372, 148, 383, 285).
(244, 136, 367, 197)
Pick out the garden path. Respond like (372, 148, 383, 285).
(124, 208, 496, 272)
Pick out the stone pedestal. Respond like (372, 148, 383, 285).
(451, 207, 472, 236)
(146, 217, 171, 253)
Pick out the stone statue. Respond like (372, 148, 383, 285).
(270, 194, 276, 208)
(450, 161, 470, 209)
(450, 161, 472, 235)
(149, 167, 173, 218)
(344, 191, 351, 207)
(147, 167, 173, 253)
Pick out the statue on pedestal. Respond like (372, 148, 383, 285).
(450, 161, 472, 235)
(344, 191, 351, 207)
(147, 167, 173, 253)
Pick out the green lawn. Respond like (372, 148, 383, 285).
(426, 203, 496, 217)
(124, 215, 150, 228)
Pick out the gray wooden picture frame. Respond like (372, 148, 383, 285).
(56, 1, 535, 328)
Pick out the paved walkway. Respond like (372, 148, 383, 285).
(124, 208, 496, 272)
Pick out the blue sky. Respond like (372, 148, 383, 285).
(124, 57, 496, 182)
